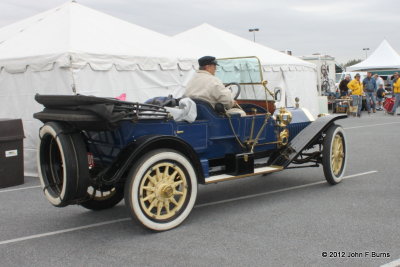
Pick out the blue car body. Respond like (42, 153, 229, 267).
(33, 56, 348, 231)
(85, 103, 312, 180)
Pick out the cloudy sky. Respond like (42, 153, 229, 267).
(0, 0, 398, 64)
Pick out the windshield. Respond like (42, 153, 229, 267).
(215, 57, 271, 100)
(215, 57, 263, 84)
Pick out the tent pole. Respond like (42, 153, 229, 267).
(69, 55, 77, 94)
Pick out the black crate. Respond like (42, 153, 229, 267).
(0, 119, 24, 188)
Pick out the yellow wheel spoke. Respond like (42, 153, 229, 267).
(169, 170, 178, 181)
(157, 201, 163, 216)
(173, 180, 183, 187)
(156, 167, 162, 182)
(174, 190, 184, 196)
(170, 197, 179, 206)
(147, 174, 158, 185)
(337, 142, 342, 150)
(148, 199, 157, 212)
(142, 186, 155, 192)
(142, 193, 155, 202)
(165, 200, 170, 214)
(163, 165, 170, 180)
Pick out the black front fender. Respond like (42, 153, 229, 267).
(268, 114, 347, 167)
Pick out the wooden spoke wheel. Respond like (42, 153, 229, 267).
(322, 124, 347, 185)
(139, 162, 188, 221)
(125, 149, 197, 231)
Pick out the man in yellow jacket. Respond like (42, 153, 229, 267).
(389, 72, 400, 115)
(347, 73, 363, 117)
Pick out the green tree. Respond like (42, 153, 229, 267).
(344, 59, 362, 67)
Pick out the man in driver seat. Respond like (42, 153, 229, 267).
(184, 56, 246, 116)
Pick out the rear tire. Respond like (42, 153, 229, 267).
(322, 124, 347, 185)
(124, 149, 197, 231)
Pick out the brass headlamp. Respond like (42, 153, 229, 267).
(276, 107, 292, 127)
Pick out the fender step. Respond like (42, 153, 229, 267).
(205, 166, 283, 184)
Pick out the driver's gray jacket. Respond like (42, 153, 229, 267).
(184, 70, 234, 109)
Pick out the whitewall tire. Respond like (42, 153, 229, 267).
(322, 124, 347, 185)
(124, 149, 198, 231)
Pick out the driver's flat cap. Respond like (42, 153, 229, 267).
(198, 56, 218, 66)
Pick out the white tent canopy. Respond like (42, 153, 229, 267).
(0, 2, 201, 70)
(174, 24, 319, 116)
(0, 1, 203, 176)
(347, 40, 400, 71)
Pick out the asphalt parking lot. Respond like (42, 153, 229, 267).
(1, 110, 399, 267)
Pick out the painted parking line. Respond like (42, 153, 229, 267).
(380, 258, 400, 267)
(0, 170, 377, 246)
(344, 122, 400, 130)
(0, 218, 131, 245)
(196, 170, 378, 208)
(0, 185, 41, 194)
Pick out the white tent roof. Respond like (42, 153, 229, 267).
(174, 24, 315, 69)
(0, 1, 201, 72)
(347, 40, 400, 71)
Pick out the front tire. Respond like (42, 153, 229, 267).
(322, 124, 347, 184)
(124, 149, 198, 231)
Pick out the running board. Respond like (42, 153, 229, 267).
(205, 166, 283, 184)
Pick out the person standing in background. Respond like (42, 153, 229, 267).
(389, 73, 400, 115)
(363, 72, 377, 113)
(374, 74, 384, 91)
(376, 84, 386, 111)
(348, 73, 363, 117)
(339, 75, 350, 96)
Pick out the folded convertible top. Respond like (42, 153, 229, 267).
(33, 94, 170, 130)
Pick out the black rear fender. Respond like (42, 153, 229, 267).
(98, 135, 205, 185)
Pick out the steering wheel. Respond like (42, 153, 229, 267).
(225, 83, 241, 100)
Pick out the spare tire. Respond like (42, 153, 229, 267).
(37, 122, 89, 207)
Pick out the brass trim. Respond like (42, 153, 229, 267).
(276, 107, 292, 127)
(176, 130, 184, 134)
(254, 141, 281, 147)
(278, 128, 289, 147)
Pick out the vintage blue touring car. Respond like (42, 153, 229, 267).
(34, 57, 347, 231)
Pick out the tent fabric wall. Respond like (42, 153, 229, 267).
(0, 64, 73, 175)
(73, 64, 194, 102)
